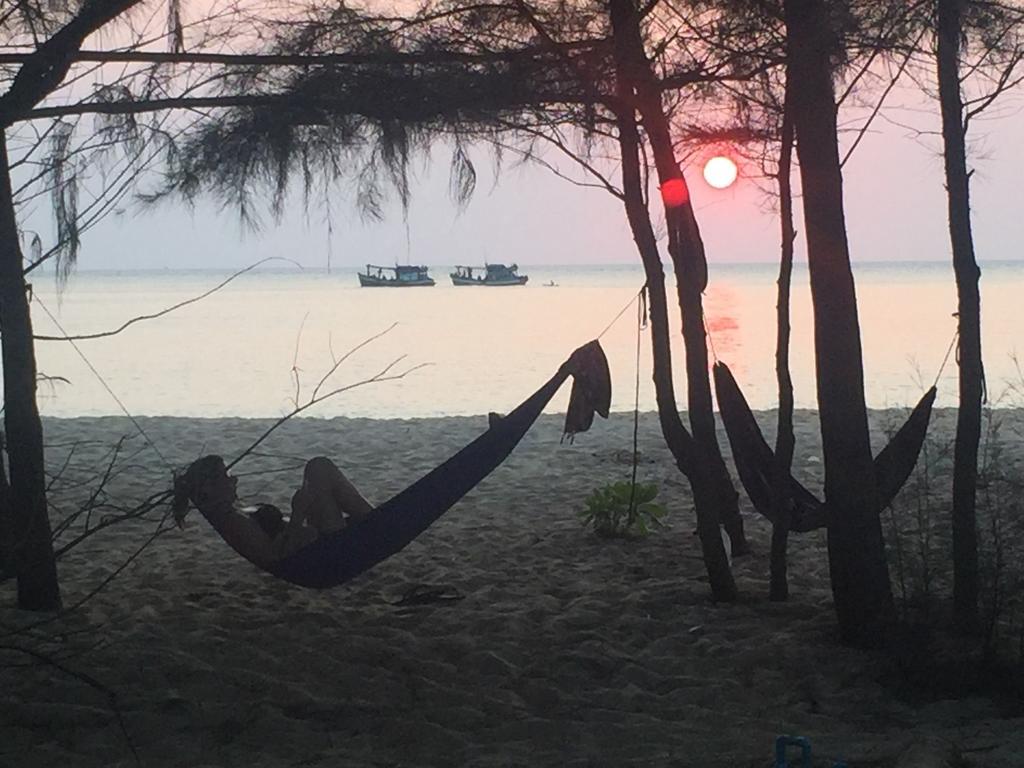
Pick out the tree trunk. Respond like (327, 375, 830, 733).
(0, 132, 60, 610)
(0, 0, 146, 611)
(783, 0, 893, 645)
(0, 432, 11, 578)
(609, 0, 749, 559)
(936, 0, 980, 632)
(612, 46, 736, 602)
(668, 217, 749, 557)
(771, 80, 797, 602)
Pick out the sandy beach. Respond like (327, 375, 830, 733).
(2, 408, 1023, 767)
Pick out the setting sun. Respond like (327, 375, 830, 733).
(703, 155, 738, 189)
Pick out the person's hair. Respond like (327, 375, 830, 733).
(249, 504, 285, 539)
(172, 455, 227, 526)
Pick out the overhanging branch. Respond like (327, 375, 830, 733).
(22, 90, 603, 122)
(0, 41, 611, 68)
(0, 0, 146, 128)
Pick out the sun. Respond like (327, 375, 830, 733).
(703, 156, 738, 189)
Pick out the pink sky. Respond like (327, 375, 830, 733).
(36, 82, 1024, 271)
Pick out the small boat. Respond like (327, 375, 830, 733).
(358, 264, 435, 287)
(450, 263, 529, 286)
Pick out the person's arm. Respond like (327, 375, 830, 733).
(204, 507, 278, 568)
(260, 489, 320, 561)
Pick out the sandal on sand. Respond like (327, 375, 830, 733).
(392, 584, 465, 607)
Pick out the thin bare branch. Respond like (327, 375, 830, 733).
(310, 322, 398, 401)
(227, 356, 430, 471)
(34, 258, 301, 341)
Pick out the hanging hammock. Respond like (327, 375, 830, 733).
(197, 340, 611, 588)
(712, 361, 936, 530)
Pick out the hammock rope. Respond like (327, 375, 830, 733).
(704, 308, 720, 365)
(935, 328, 958, 389)
(598, 285, 646, 340)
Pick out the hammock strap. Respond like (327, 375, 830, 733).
(704, 308, 720, 365)
(598, 285, 646, 340)
(935, 328, 958, 389)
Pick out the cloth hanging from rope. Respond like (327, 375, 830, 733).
(563, 340, 612, 439)
(712, 362, 936, 531)
(204, 340, 611, 589)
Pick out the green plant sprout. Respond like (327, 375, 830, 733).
(579, 480, 668, 538)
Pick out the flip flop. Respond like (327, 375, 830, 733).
(391, 584, 465, 607)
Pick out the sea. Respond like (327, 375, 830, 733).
(29, 261, 1024, 420)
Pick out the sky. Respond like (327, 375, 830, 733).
(24, 81, 1024, 274)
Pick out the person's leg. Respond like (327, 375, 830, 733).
(303, 457, 373, 526)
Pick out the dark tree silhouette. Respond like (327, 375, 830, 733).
(0, 134, 62, 610)
(769, 76, 797, 602)
(608, 0, 746, 597)
(783, 0, 895, 645)
(933, 0, 1023, 632)
(0, 0, 148, 610)
(938, 0, 982, 633)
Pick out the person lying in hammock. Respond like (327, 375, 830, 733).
(173, 455, 372, 567)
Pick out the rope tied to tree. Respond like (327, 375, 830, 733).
(935, 327, 959, 390)
(626, 284, 647, 520)
(597, 284, 647, 340)
(704, 308, 720, 365)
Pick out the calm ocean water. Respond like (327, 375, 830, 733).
(30, 261, 1023, 419)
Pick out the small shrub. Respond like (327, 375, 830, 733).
(579, 480, 667, 538)
(977, 409, 1024, 663)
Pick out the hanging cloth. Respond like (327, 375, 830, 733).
(205, 340, 611, 588)
(712, 361, 936, 530)
(563, 338, 612, 439)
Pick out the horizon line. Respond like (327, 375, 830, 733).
(44, 258, 1024, 274)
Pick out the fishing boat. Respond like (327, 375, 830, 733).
(450, 263, 529, 286)
(358, 264, 435, 287)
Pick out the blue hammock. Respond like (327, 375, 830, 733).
(712, 361, 936, 529)
(206, 340, 611, 588)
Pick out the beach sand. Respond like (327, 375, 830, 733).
(2, 409, 1023, 767)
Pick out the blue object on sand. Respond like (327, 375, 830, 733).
(775, 735, 812, 768)
(774, 735, 848, 768)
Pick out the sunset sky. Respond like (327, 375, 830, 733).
(38, 83, 1024, 273)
